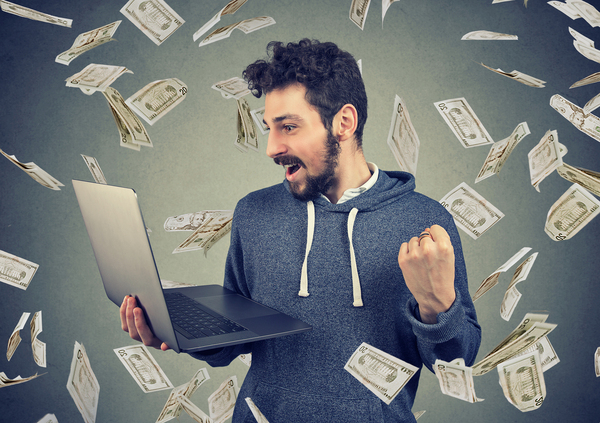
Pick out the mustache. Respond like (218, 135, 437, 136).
(273, 155, 305, 167)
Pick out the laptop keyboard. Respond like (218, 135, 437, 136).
(164, 292, 248, 339)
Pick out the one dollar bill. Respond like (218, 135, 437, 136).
(114, 345, 173, 393)
(0, 249, 39, 290)
(1, 0, 72, 27)
(440, 182, 504, 239)
(434, 97, 494, 148)
(126, 78, 188, 126)
(544, 183, 600, 241)
(498, 350, 546, 412)
(434, 358, 483, 403)
(67, 342, 99, 423)
(344, 342, 418, 405)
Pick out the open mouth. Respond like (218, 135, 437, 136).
(284, 163, 301, 176)
(274, 156, 304, 178)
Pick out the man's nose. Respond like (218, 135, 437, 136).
(265, 130, 287, 158)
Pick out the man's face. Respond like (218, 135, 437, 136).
(263, 84, 340, 201)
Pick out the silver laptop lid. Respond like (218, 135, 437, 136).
(72, 179, 181, 352)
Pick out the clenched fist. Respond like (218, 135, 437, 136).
(398, 225, 456, 324)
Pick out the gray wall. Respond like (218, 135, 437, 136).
(1, 0, 599, 421)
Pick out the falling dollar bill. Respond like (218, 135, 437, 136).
(250, 106, 269, 135)
(236, 97, 259, 152)
(0, 147, 64, 190)
(349, 0, 371, 29)
(114, 345, 173, 393)
(208, 375, 238, 423)
(498, 350, 546, 412)
(461, 30, 518, 40)
(0, 0, 72, 27)
(212, 76, 250, 99)
(344, 342, 418, 405)
(569, 26, 600, 64)
(65, 64, 133, 95)
(490, 314, 549, 356)
(413, 410, 426, 420)
(103, 87, 152, 148)
(557, 163, 600, 197)
(387, 95, 420, 175)
(30, 310, 46, 368)
(475, 121, 530, 183)
(156, 368, 210, 423)
(570, 71, 600, 88)
(172, 211, 233, 255)
(235, 105, 248, 153)
(81, 155, 107, 184)
(513, 336, 560, 372)
(120, 0, 184, 45)
(569, 1, 600, 26)
(198, 16, 275, 47)
(500, 252, 538, 321)
(548, 1, 582, 19)
(382, 0, 401, 24)
(583, 92, 600, 113)
(245, 398, 270, 423)
(440, 182, 504, 239)
(434, 358, 483, 403)
(434, 98, 494, 148)
(56, 21, 121, 65)
(544, 183, 600, 241)
(67, 342, 99, 423)
(7, 312, 30, 361)
(0, 249, 39, 290)
(528, 130, 564, 192)
(472, 247, 532, 302)
(164, 211, 232, 232)
(480, 63, 546, 87)
(0, 371, 43, 388)
(550, 94, 600, 142)
(126, 78, 188, 126)
(472, 314, 556, 376)
(105, 97, 140, 151)
(193, 0, 248, 41)
(36, 413, 59, 423)
(178, 396, 214, 423)
(595, 347, 600, 377)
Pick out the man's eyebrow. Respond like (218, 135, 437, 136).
(264, 114, 304, 125)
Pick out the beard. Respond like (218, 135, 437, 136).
(275, 129, 341, 202)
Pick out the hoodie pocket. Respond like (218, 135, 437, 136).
(240, 380, 385, 423)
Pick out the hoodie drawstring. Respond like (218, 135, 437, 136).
(298, 201, 314, 297)
(347, 207, 363, 307)
(298, 202, 363, 307)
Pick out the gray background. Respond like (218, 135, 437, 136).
(1, 0, 599, 421)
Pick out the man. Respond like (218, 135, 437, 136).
(122, 39, 481, 422)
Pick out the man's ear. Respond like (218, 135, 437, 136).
(332, 104, 358, 142)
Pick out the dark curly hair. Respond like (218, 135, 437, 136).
(243, 39, 368, 148)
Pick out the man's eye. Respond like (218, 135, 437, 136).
(283, 125, 295, 132)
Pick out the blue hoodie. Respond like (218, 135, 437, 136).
(190, 170, 481, 422)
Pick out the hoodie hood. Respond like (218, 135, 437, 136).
(285, 170, 416, 307)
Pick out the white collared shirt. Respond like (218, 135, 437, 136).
(321, 162, 379, 204)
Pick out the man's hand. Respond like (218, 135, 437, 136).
(398, 225, 456, 324)
(120, 295, 171, 351)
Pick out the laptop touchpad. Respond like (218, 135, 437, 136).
(193, 294, 279, 320)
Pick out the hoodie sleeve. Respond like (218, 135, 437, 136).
(404, 216, 481, 373)
(187, 204, 253, 366)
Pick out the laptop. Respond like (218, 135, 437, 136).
(72, 179, 312, 353)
